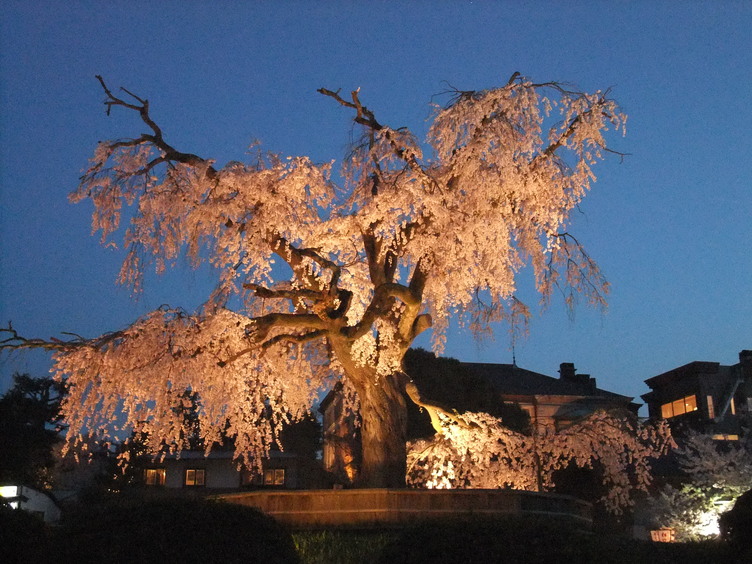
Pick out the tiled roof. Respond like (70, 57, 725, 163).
(461, 362, 632, 401)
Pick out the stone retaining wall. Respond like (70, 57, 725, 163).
(217, 488, 592, 529)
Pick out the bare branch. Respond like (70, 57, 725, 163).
(544, 232, 609, 312)
(1, 324, 70, 352)
(0, 322, 124, 353)
(94, 75, 218, 180)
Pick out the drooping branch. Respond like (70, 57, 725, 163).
(544, 232, 609, 311)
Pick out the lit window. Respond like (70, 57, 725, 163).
(707, 395, 715, 419)
(0, 485, 19, 509)
(730, 398, 736, 416)
(712, 434, 739, 441)
(684, 395, 697, 412)
(672, 398, 684, 416)
(185, 469, 205, 487)
(660, 395, 698, 418)
(145, 468, 166, 486)
(264, 468, 285, 486)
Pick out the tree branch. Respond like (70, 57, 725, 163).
(343, 282, 420, 341)
(242, 283, 326, 303)
(0, 322, 127, 354)
(94, 75, 218, 180)
(247, 312, 331, 345)
(270, 235, 341, 296)
(404, 380, 471, 433)
(1, 324, 70, 352)
(319, 87, 442, 193)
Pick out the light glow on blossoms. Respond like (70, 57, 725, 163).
(407, 411, 672, 514)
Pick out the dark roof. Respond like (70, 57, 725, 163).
(644, 361, 721, 389)
(460, 362, 632, 401)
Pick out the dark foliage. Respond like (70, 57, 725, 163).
(721, 488, 752, 555)
(0, 503, 49, 564)
(277, 411, 323, 461)
(376, 515, 734, 564)
(404, 348, 531, 439)
(50, 498, 299, 564)
(549, 461, 627, 533)
(0, 373, 65, 488)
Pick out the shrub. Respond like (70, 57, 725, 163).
(0, 504, 49, 563)
(51, 497, 299, 563)
(375, 515, 727, 564)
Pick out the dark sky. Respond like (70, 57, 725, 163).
(1, 1, 750, 411)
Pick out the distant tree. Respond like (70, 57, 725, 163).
(407, 410, 672, 514)
(0, 373, 66, 488)
(277, 411, 322, 462)
(1, 73, 626, 487)
(647, 429, 752, 540)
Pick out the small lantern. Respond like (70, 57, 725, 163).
(650, 527, 675, 542)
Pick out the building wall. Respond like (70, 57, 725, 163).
(143, 451, 307, 490)
(161, 456, 241, 489)
(642, 351, 751, 437)
(0, 485, 61, 523)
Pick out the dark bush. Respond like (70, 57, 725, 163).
(51, 497, 299, 564)
(720, 489, 752, 558)
(0, 504, 49, 563)
(376, 515, 729, 564)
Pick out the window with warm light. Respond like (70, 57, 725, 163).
(185, 469, 205, 487)
(264, 468, 285, 486)
(660, 394, 698, 418)
(706, 395, 715, 419)
(144, 468, 166, 486)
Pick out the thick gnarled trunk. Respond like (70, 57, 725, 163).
(356, 371, 408, 488)
(329, 333, 411, 488)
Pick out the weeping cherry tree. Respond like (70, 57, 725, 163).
(2, 73, 627, 487)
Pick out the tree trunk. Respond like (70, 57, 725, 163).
(356, 371, 408, 488)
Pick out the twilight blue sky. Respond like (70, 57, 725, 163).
(1, 1, 750, 412)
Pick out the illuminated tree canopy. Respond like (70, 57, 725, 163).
(1, 74, 627, 487)
(407, 409, 673, 514)
(647, 430, 752, 539)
